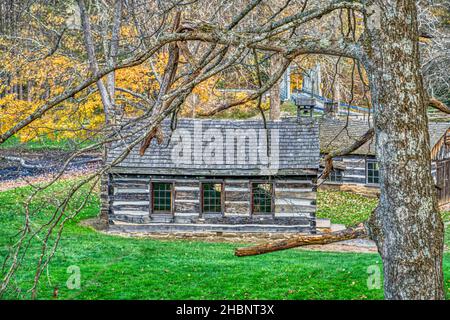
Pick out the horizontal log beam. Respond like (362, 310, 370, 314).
(234, 225, 368, 257)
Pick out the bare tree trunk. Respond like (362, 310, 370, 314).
(269, 54, 281, 120)
(78, 0, 122, 226)
(365, 1, 445, 299)
(105, 0, 123, 121)
(78, 0, 113, 124)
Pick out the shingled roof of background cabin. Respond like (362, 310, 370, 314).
(107, 117, 320, 176)
(429, 122, 450, 148)
(319, 118, 450, 156)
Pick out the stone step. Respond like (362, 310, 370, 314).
(330, 223, 347, 232)
(316, 219, 348, 233)
(316, 218, 331, 228)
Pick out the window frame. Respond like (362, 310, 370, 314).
(200, 180, 224, 215)
(150, 180, 174, 214)
(328, 169, 343, 184)
(250, 181, 274, 215)
(366, 160, 380, 185)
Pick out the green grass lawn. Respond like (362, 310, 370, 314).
(0, 182, 448, 300)
(317, 191, 379, 226)
(317, 190, 450, 227)
(0, 135, 96, 152)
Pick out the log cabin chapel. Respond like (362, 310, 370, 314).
(104, 115, 320, 234)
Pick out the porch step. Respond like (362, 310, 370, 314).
(316, 218, 331, 228)
(316, 218, 347, 233)
(109, 221, 312, 233)
(316, 218, 331, 232)
(330, 223, 347, 232)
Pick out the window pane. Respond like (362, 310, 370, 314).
(367, 161, 380, 184)
(329, 170, 343, 183)
(202, 183, 222, 213)
(252, 183, 272, 214)
(152, 182, 172, 212)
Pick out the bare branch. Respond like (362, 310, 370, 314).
(318, 128, 375, 185)
(429, 97, 450, 114)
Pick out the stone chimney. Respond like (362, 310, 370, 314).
(294, 96, 316, 121)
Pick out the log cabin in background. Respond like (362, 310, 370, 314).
(104, 117, 320, 234)
(320, 117, 450, 206)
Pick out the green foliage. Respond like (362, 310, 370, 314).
(0, 183, 448, 299)
(0, 135, 96, 151)
(442, 211, 450, 223)
(317, 191, 378, 226)
(281, 101, 297, 115)
(317, 190, 450, 227)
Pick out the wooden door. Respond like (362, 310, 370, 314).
(436, 160, 450, 205)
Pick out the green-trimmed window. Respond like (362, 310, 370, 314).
(202, 183, 223, 213)
(367, 161, 380, 184)
(252, 183, 273, 214)
(152, 182, 172, 213)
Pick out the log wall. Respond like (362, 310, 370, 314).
(322, 154, 450, 205)
(107, 173, 317, 233)
(323, 155, 376, 186)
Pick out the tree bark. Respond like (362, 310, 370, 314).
(364, 1, 445, 299)
(78, 0, 113, 125)
(105, 0, 123, 120)
(269, 54, 281, 120)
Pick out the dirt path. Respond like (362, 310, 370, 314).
(299, 239, 378, 253)
(0, 168, 99, 192)
(0, 150, 101, 191)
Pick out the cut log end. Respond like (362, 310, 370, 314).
(234, 225, 368, 257)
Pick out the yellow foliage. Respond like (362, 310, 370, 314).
(0, 49, 106, 142)
(0, 43, 168, 142)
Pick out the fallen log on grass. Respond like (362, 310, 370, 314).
(234, 224, 368, 257)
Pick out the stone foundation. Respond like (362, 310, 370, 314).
(104, 230, 311, 244)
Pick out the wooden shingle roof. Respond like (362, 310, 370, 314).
(429, 122, 450, 147)
(108, 117, 320, 176)
(319, 117, 450, 156)
(319, 118, 374, 155)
